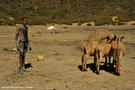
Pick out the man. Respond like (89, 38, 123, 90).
(15, 17, 31, 74)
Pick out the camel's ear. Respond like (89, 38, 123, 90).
(113, 35, 117, 41)
(120, 36, 124, 41)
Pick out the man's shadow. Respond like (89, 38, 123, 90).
(78, 62, 115, 74)
(25, 63, 33, 69)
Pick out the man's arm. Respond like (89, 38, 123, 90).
(27, 27, 32, 51)
(15, 26, 19, 50)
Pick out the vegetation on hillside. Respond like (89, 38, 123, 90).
(0, 0, 135, 25)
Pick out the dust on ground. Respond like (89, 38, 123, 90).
(0, 25, 135, 90)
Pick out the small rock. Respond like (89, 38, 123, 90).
(12, 81, 15, 83)
(66, 85, 68, 88)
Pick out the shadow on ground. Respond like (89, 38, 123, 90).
(25, 63, 33, 69)
(131, 57, 135, 59)
(78, 63, 116, 75)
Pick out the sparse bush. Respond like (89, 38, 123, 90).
(0, 0, 135, 25)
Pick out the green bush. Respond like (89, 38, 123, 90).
(0, 0, 135, 25)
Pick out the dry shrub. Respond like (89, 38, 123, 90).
(88, 29, 114, 41)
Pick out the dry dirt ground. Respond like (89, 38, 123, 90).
(0, 25, 135, 90)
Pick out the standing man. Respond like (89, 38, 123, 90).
(15, 17, 31, 75)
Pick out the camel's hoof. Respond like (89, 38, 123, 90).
(82, 69, 87, 72)
(96, 71, 100, 75)
(114, 72, 120, 76)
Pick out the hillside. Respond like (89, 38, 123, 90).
(0, 0, 135, 25)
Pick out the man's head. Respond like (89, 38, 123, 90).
(22, 17, 28, 25)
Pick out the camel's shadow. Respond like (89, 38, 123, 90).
(78, 62, 115, 74)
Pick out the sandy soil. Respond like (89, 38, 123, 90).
(0, 25, 135, 90)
